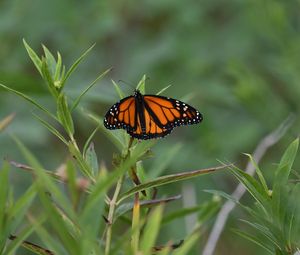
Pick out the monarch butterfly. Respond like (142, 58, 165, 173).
(103, 89, 203, 140)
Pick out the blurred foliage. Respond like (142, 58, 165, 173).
(224, 139, 300, 254)
(1, 0, 300, 254)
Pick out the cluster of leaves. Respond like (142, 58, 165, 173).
(0, 42, 225, 254)
(211, 139, 300, 254)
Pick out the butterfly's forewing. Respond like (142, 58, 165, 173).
(103, 96, 136, 133)
(143, 95, 203, 129)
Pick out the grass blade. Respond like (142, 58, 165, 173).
(274, 138, 299, 187)
(244, 153, 269, 193)
(23, 39, 42, 75)
(42, 44, 56, 77)
(112, 79, 125, 99)
(131, 194, 140, 254)
(140, 205, 163, 255)
(61, 43, 96, 89)
(229, 165, 269, 211)
(71, 68, 112, 111)
(32, 113, 68, 145)
(232, 229, 274, 254)
(54, 52, 62, 81)
(84, 142, 98, 177)
(57, 94, 74, 136)
(118, 164, 229, 203)
(136, 74, 146, 93)
(83, 123, 101, 156)
(156, 84, 172, 95)
(0, 83, 57, 120)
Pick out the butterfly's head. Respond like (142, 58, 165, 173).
(133, 89, 143, 103)
(134, 89, 142, 96)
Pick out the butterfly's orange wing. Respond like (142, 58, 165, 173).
(130, 106, 173, 139)
(103, 96, 137, 133)
(144, 95, 202, 129)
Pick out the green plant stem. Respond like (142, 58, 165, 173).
(105, 175, 125, 255)
(131, 192, 140, 253)
(70, 134, 80, 151)
(105, 137, 134, 255)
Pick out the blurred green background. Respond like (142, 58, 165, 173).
(1, 0, 300, 254)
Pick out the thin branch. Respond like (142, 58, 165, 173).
(104, 137, 134, 255)
(202, 115, 295, 255)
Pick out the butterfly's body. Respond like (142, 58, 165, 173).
(104, 90, 203, 140)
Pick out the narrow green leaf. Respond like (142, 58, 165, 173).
(204, 189, 239, 204)
(230, 165, 269, 212)
(65, 160, 79, 207)
(84, 142, 98, 176)
(239, 220, 280, 249)
(162, 206, 202, 225)
(57, 94, 74, 136)
(148, 143, 182, 178)
(198, 197, 221, 224)
(41, 57, 58, 98)
(274, 138, 299, 187)
(110, 228, 132, 255)
(31, 216, 65, 254)
(42, 44, 56, 76)
(84, 110, 125, 151)
(32, 113, 68, 145)
(9, 185, 36, 231)
(232, 229, 274, 254)
(37, 190, 79, 254)
(6, 217, 46, 255)
(290, 184, 300, 241)
(0, 83, 57, 120)
(12, 137, 75, 216)
(71, 68, 112, 111)
(79, 178, 108, 238)
(61, 65, 66, 82)
(244, 153, 269, 193)
(118, 164, 229, 203)
(131, 194, 140, 254)
(156, 84, 172, 95)
(83, 124, 101, 156)
(272, 139, 299, 228)
(112, 79, 125, 99)
(83, 143, 152, 221)
(54, 51, 62, 82)
(68, 142, 93, 180)
(116, 195, 181, 220)
(23, 39, 42, 75)
(12, 137, 79, 254)
(61, 43, 96, 89)
(136, 74, 146, 93)
(140, 205, 163, 255)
